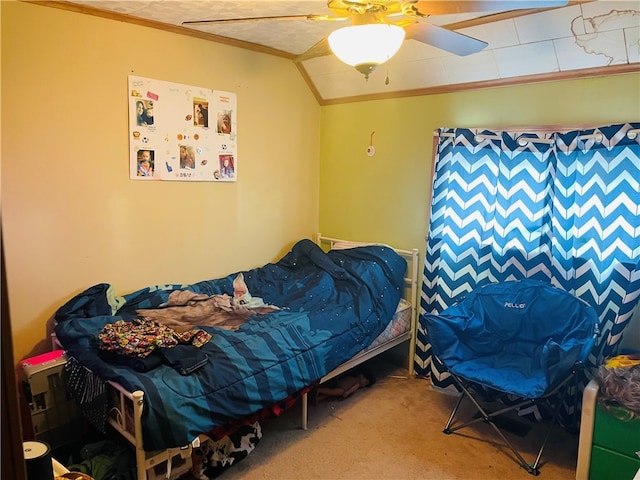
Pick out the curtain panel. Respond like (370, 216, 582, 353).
(415, 123, 640, 394)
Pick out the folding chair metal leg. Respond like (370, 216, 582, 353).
(443, 392, 464, 433)
(443, 376, 540, 475)
(530, 377, 573, 473)
(442, 372, 576, 476)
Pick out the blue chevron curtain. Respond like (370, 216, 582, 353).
(415, 123, 640, 396)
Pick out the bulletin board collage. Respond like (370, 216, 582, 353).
(129, 75, 237, 182)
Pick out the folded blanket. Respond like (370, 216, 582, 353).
(137, 273, 280, 332)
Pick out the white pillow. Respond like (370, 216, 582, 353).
(330, 240, 390, 250)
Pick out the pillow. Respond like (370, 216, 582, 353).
(330, 240, 388, 250)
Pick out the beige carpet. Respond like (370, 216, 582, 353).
(211, 349, 579, 480)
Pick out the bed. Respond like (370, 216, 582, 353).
(53, 234, 419, 479)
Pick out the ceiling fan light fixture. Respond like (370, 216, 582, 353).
(328, 24, 405, 79)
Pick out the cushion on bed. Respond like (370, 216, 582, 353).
(330, 240, 390, 250)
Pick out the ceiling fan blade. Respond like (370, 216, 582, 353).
(294, 37, 333, 62)
(183, 14, 332, 26)
(404, 22, 487, 56)
(412, 1, 569, 16)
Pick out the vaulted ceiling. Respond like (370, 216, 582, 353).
(40, 1, 640, 103)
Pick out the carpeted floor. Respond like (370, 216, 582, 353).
(186, 348, 580, 480)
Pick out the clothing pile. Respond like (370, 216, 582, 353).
(191, 422, 262, 479)
(596, 353, 640, 420)
(67, 440, 136, 480)
(98, 318, 210, 375)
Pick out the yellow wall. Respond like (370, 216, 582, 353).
(319, 74, 640, 251)
(318, 73, 640, 349)
(1, 2, 320, 361)
(2, 2, 639, 362)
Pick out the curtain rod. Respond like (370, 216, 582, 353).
(434, 128, 640, 141)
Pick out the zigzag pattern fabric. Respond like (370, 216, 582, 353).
(415, 124, 640, 398)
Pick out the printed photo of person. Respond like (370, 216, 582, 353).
(217, 111, 232, 134)
(136, 100, 154, 126)
(137, 149, 154, 177)
(219, 155, 235, 178)
(193, 100, 209, 127)
(179, 144, 196, 169)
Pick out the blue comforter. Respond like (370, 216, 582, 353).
(54, 239, 406, 450)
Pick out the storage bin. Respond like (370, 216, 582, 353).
(576, 380, 640, 480)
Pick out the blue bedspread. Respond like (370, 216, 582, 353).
(54, 239, 406, 450)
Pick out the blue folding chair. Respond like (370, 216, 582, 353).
(424, 279, 599, 475)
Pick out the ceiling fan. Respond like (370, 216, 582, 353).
(184, 0, 570, 79)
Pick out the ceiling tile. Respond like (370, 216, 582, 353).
(579, 3, 640, 34)
(554, 35, 617, 70)
(71, 1, 155, 15)
(626, 25, 640, 62)
(581, 1, 640, 19)
(514, 5, 583, 43)
(574, 28, 630, 65)
(302, 54, 349, 76)
(192, 19, 336, 54)
(385, 57, 450, 89)
(440, 50, 499, 84)
(460, 19, 520, 50)
(566, 6, 639, 65)
(311, 68, 391, 100)
(493, 41, 559, 77)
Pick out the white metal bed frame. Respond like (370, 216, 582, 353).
(103, 234, 420, 480)
(301, 234, 419, 428)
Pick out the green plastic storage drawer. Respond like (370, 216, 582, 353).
(589, 402, 640, 480)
